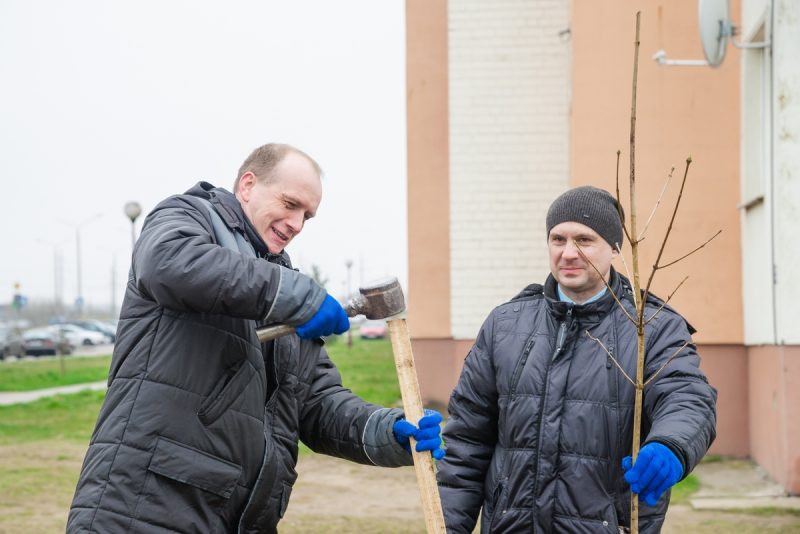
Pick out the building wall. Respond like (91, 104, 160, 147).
(740, 1, 774, 344)
(448, 0, 571, 339)
(570, 1, 743, 345)
(748, 345, 800, 494)
(700, 346, 750, 457)
(740, 0, 800, 494)
(771, 0, 800, 344)
(406, 0, 450, 339)
(406, 0, 799, 494)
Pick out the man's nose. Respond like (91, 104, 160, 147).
(287, 211, 304, 234)
(563, 240, 580, 258)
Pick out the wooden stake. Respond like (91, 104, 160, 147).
(387, 318, 446, 534)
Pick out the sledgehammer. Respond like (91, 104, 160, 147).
(255, 278, 446, 534)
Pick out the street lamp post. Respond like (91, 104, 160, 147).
(124, 201, 143, 250)
(62, 214, 103, 318)
(35, 239, 63, 314)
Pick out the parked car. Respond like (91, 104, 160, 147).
(52, 324, 110, 346)
(67, 320, 117, 343)
(22, 328, 58, 356)
(359, 319, 388, 340)
(0, 325, 25, 359)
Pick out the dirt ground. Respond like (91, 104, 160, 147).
(1, 443, 799, 533)
(284, 455, 800, 534)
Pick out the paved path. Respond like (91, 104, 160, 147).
(689, 459, 800, 511)
(0, 381, 107, 406)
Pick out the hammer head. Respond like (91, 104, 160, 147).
(344, 277, 406, 319)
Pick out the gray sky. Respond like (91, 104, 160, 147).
(0, 1, 407, 314)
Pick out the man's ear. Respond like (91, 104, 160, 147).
(611, 244, 620, 258)
(237, 172, 257, 202)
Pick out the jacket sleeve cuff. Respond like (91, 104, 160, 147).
(362, 408, 414, 468)
(263, 266, 326, 325)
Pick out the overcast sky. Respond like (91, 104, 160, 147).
(0, 1, 407, 315)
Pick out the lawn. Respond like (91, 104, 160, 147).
(0, 337, 403, 532)
(0, 355, 112, 391)
(325, 337, 402, 408)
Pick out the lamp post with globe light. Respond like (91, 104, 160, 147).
(124, 202, 142, 250)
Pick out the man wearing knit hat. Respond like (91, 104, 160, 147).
(437, 185, 717, 533)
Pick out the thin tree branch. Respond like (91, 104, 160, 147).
(642, 156, 693, 308)
(628, 14, 643, 533)
(638, 166, 675, 242)
(573, 240, 637, 325)
(645, 276, 689, 325)
(615, 243, 638, 311)
(586, 330, 636, 386)
(644, 341, 690, 386)
(657, 230, 723, 270)
(615, 150, 633, 244)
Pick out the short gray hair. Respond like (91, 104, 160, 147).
(233, 143, 322, 192)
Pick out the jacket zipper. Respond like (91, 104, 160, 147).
(531, 307, 572, 532)
(237, 406, 271, 533)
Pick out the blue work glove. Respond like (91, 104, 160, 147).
(622, 442, 683, 506)
(295, 294, 350, 340)
(392, 409, 446, 461)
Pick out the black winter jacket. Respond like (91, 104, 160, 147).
(68, 183, 410, 533)
(437, 271, 717, 533)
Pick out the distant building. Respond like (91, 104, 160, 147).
(405, 0, 799, 494)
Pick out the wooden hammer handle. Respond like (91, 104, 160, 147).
(387, 318, 446, 534)
(255, 324, 296, 342)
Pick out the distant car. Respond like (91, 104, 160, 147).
(67, 320, 117, 343)
(0, 326, 25, 359)
(359, 320, 388, 340)
(22, 328, 60, 356)
(52, 324, 109, 346)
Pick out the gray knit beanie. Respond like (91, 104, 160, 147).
(546, 186, 625, 248)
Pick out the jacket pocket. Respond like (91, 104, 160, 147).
(147, 436, 241, 498)
(198, 360, 256, 425)
(485, 478, 508, 532)
(509, 335, 537, 396)
(134, 436, 242, 530)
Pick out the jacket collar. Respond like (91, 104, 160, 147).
(187, 182, 293, 269)
(544, 268, 627, 321)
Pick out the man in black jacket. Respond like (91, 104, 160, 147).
(437, 186, 717, 533)
(68, 143, 444, 533)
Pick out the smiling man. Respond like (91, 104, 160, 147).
(437, 185, 717, 533)
(68, 143, 445, 533)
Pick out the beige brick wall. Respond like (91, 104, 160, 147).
(448, 0, 571, 339)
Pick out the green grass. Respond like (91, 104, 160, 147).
(670, 473, 700, 504)
(0, 355, 112, 391)
(0, 338, 400, 450)
(0, 389, 106, 445)
(326, 337, 402, 407)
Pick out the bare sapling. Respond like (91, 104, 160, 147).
(576, 12, 721, 534)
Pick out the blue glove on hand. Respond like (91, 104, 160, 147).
(295, 294, 350, 340)
(622, 442, 683, 506)
(392, 409, 446, 461)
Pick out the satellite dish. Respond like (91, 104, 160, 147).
(698, 0, 732, 67)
